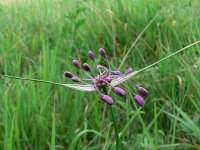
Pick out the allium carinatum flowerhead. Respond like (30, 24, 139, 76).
(63, 48, 148, 106)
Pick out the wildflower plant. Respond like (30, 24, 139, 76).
(1, 41, 200, 150)
(63, 48, 148, 106)
(2, 42, 198, 99)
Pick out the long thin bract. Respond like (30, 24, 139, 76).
(111, 41, 200, 86)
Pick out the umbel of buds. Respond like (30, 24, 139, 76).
(63, 48, 148, 106)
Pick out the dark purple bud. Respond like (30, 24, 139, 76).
(134, 95, 144, 106)
(73, 60, 80, 68)
(64, 71, 73, 78)
(125, 68, 133, 75)
(114, 87, 125, 96)
(113, 70, 121, 75)
(83, 63, 91, 71)
(101, 95, 113, 105)
(138, 87, 148, 97)
(88, 51, 95, 60)
(72, 76, 81, 82)
(99, 48, 107, 57)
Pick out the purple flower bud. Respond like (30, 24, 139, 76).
(134, 95, 144, 106)
(83, 63, 91, 71)
(113, 70, 121, 75)
(125, 68, 133, 75)
(72, 76, 81, 82)
(114, 87, 125, 96)
(99, 48, 107, 57)
(64, 71, 73, 78)
(105, 76, 113, 82)
(73, 60, 80, 68)
(88, 51, 95, 60)
(138, 87, 148, 97)
(101, 95, 113, 105)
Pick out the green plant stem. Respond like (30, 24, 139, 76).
(1, 74, 64, 87)
(109, 105, 119, 150)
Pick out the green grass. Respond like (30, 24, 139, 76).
(0, 0, 200, 149)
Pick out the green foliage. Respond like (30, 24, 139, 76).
(0, 0, 200, 149)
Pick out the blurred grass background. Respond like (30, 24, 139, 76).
(0, 0, 200, 149)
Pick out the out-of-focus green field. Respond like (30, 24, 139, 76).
(0, 0, 200, 149)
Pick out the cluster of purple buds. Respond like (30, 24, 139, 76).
(64, 48, 148, 106)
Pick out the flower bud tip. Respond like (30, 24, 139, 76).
(101, 95, 113, 105)
(125, 68, 133, 75)
(88, 51, 95, 60)
(64, 71, 73, 78)
(113, 70, 121, 75)
(72, 76, 81, 82)
(73, 60, 80, 68)
(83, 63, 91, 71)
(114, 87, 125, 96)
(138, 87, 148, 97)
(134, 95, 144, 106)
(99, 48, 107, 58)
